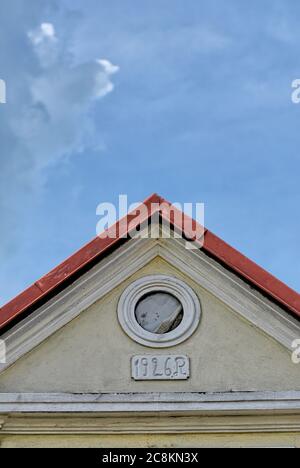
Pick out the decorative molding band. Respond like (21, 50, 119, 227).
(1, 391, 300, 414)
(2, 415, 300, 435)
(1, 392, 300, 435)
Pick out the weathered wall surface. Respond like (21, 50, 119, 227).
(0, 256, 298, 393)
(1, 433, 300, 448)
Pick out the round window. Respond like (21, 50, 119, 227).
(118, 275, 201, 348)
(135, 292, 184, 334)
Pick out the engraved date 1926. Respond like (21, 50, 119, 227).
(131, 355, 190, 381)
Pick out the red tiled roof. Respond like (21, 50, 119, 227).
(0, 193, 299, 331)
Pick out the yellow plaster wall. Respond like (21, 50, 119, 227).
(0, 256, 299, 393)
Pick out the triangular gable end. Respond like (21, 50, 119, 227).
(0, 194, 299, 333)
(0, 195, 300, 446)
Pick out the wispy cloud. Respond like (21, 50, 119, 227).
(28, 22, 59, 68)
(12, 46, 120, 171)
(0, 11, 119, 257)
(28, 22, 57, 45)
(97, 59, 120, 75)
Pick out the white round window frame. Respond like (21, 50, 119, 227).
(117, 275, 201, 348)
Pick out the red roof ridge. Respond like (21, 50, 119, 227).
(0, 193, 299, 331)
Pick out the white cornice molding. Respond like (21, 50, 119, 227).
(1, 391, 300, 414)
(0, 229, 299, 374)
(1, 392, 300, 435)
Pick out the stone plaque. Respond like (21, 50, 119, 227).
(131, 355, 190, 381)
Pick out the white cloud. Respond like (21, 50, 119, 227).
(41, 23, 56, 38)
(93, 60, 120, 98)
(28, 22, 59, 68)
(12, 36, 120, 171)
(28, 22, 57, 46)
(94, 79, 114, 98)
(0, 14, 120, 257)
(11, 58, 120, 171)
(97, 59, 120, 75)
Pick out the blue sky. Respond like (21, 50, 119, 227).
(0, 0, 299, 306)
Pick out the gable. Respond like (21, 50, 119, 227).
(0, 240, 299, 394)
(1, 194, 299, 336)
